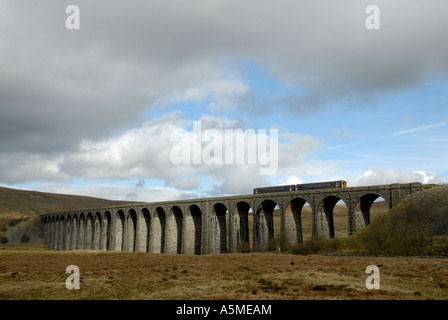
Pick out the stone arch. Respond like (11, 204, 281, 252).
(166, 206, 183, 254)
(254, 199, 279, 251)
(284, 197, 311, 245)
(152, 207, 166, 253)
(57, 215, 65, 250)
(50, 216, 56, 249)
(78, 213, 86, 250)
(140, 208, 151, 252)
(61, 215, 67, 250)
(209, 202, 229, 254)
(315, 196, 349, 239)
(124, 209, 138, 252)
(85, 212, 94, 250)
(53, 216, 60, 250)
(71, 214, 79, 250)
(102, 211, 112, 250)
(65, 215, 72, 251)
(47, 217, 53, 246)
(230, 201, 252, 253)
(114, 210, 125, 251)
(92, 212, 102, 250)
(184, 204, 202, 255)
(53, 216, 58, 249)
(351, 193, 388, 234)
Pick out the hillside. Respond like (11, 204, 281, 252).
(359, 185, 448, 237)
(336, 185, 448, 256)
(0, 186, 137, 242)
(0, 186, 134, 219)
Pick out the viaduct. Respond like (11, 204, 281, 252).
(40, 182, 424, 254)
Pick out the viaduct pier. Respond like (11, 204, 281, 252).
(40, 183, 424, 254)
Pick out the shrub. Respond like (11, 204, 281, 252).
(302, 237, 324, 255)
(354, 195, 447, 256)
(1, 236, 9, 244)
(9, 219, 20, 227)
(20, 233, 30, 243)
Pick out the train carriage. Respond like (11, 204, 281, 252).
(253, 185, 295, 194)
(253, 180, 346, 194)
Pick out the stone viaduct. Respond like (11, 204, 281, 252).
(40, 182, 424, 254)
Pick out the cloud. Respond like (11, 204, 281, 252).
(348, 168, 448, 187)
(335, 127, 359, 139)
(284, 176, 304, 185)
(0, 112, 339, 197)
(393, 122, 448, 136)
(2, 0, 448, 156)
(135, 179, 146, 188)
(1, 0, 447, 199)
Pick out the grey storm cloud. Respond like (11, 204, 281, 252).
(1, 0, 448, 187)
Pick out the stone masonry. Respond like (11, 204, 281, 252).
(40, 183, 424, 254)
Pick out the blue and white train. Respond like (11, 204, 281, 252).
(253, 180, 347, 194)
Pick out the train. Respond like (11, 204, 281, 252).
(253, 180, 347, 194)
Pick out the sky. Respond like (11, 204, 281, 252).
(0, 0, 447, 202)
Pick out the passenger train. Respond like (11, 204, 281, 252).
(253, 180, 347, 194)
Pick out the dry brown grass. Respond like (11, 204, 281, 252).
(1, 244, 448, 300)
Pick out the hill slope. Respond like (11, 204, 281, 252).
(0, 186, 138, 244)
(0, 186, 135, 219)
(350, 185, 448, 255)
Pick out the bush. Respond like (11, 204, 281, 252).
(1, 236, 9, 244)
(9, 219, 20, 227)
(20, 233, 30, 243)
(303, 237, 325, 254)
(353, 192, 448, 256)
(287, 237, 325, 255)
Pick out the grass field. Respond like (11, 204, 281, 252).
(1, 244, 448, 300)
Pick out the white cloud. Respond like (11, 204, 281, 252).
(1, 112, 340, 198)
(1, 0, 447, 200)
(2, 0, 448, 155)
(348, 168, 448, 187)
(285, 176, 304, 185)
